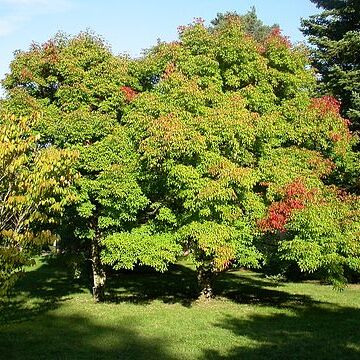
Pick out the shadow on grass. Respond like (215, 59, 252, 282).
(0, 255, 90, 324)
(202, 304, 360, 359)
(105, 263, 199, 306)
(1, 312, 177, 360)
(106, 265, 314, 309)
(1, 254, 317, 320)
(215, 271, 317, 308)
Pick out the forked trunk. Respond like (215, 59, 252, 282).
(197, 265, 214, 301)
(91, 216, 106, 302)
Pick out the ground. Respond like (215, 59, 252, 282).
(1, 256, 359, 359)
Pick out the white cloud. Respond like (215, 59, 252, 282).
(0, 14, 25, 36)
(0, 0, 73, 36)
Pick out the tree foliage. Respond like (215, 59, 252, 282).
(1, 32, 178, 300)
(0, 113, 77, 292)
(211, 7, 278, 42)
(279, 193, 360, 288)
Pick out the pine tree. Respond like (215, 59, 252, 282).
(301, 0, 360, 129)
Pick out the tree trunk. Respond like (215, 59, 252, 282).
(197, 265, 214, 301)
(91, 216, 106, 303)
(52, 238, 60, 254)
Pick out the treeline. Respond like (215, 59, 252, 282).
(1, 5, 359, 301)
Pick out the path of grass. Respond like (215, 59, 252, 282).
(1, 256, 359, 359)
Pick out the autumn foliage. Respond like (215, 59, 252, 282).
(310, 95, 341, 115)
(259, 181, 314, 233)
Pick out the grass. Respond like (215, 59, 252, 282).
(1, 256, 360, 359)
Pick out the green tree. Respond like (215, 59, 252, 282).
(2, 32, 178, 301)
(121, 17, 359, 298)
(0, 113, 77, 292)
(301, 0, 360, 128)
(279, 193, 360, 288)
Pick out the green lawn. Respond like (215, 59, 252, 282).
(1, 256, 360, 359)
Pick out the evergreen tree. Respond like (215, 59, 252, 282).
(301, 0, 360, 128)
(211, 7, 278, 42)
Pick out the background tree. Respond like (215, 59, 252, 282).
(0, 113, 77, 293)
(301, 0, 360, 129)
(211, 7, 278, 42)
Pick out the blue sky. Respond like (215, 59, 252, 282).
(0, 0, 319, 90)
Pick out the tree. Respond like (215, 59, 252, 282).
(211, 7, 278, 42)
(121, 16, 359, 298)
(2, 32, 179, 301)
(0, 113, 77, 293)
(301, 0, 360, 128)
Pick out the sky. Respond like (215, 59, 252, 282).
(0, 0, 319, 93)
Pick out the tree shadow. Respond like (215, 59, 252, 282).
(0, 312, 177, 360)
(105, 263, 199, 306)
(214, 270, 317, 308)
(202, 304, 360, 359)
(106, 260, 317, 308)
(1, 255, 319, 322)
(2, 255, 359, 359)
(105, 262, 314, 309)
(0, 255, 90, 324)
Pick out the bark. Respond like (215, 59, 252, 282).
(197, 265, 214, 301)
(91, 215, 106, 302)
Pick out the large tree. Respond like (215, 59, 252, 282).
(118, 16, 359, 297)
(2, 32, 178, 301)
(301, 0, 360, 129)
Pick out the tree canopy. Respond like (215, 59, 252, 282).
(1, 32, 180, 300)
